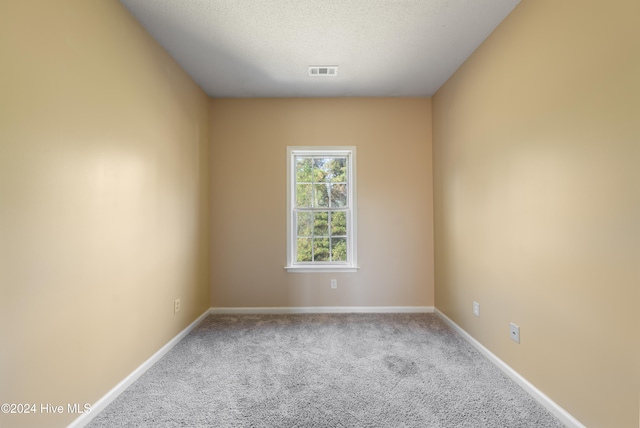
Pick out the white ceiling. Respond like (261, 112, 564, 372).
(119, 0, 521, 98)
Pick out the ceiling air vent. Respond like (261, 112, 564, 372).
(309, 66, 338, 77)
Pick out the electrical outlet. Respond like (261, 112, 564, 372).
(174, 298, 181, 314)
(473, 301, 480, 317)
(510, 322, 520, 343)
(331, 279, 337, 289)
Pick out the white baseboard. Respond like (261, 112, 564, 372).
(72, 306, 581, 428)
(434, 308, 585, 428)
(68, 309, 211, 428)
(209, 306, 434, 314)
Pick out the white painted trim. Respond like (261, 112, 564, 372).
(72, 306, 581, 427)
(434, 308, 585, 428)
(284, 265, 360, 273)
(286, 146, 358, 271)
(209, 306, 434, 314)
(68, 309, 211, 428)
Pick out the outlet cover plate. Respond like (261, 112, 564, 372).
(510, 322, 520, 343)
(473, 301, 480, 317)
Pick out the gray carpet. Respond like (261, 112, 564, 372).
(88, 313, 565, 427)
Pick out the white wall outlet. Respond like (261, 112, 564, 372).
(473, 301, 480, 317)
(174, 298, 181, 314)
(510, 322, 520, 343)
(331, 279, 337, 289)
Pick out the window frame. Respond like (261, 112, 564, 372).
(285, 146, 358, 273)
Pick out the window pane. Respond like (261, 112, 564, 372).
(330, 211, 347, 236)
(313, 238, 330, 261)
(295, 158, 313, 182)
(288, 148, 355, 269)
(313, 211, 329, 236)
(331, 237, 347, 261)
(297, 238, 312, 262)
(330, 158, 347, 183)
(297, 212, 313, 236)
(313, 158, 331, 182)
(313, 183, 329, 207)
(296, 184, 312, 208)
(330, 183, 347, 207)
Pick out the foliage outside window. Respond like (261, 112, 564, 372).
(285, 147, 357, 272)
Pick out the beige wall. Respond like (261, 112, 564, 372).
(0, 1, 211, 427)
(432, 1, 639, 427)
(210, 98, 433, 308)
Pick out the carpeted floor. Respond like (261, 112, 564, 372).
(88, 313, 565, 427)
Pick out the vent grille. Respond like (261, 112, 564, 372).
(309, 66, 338, 77)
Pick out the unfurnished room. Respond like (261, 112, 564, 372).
(0, 0, 638, 427)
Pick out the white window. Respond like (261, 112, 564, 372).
(285, 146, 358, 272)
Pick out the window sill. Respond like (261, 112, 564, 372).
(284, 265, 360, 273)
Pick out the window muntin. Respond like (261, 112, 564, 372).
(286, 147, 357, 272)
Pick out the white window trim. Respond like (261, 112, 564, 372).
(285, 146, 358, 273)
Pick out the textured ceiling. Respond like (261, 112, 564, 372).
(119, 0, 521, 97)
